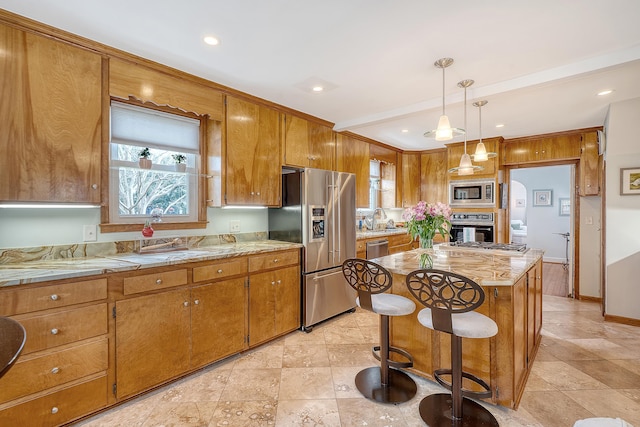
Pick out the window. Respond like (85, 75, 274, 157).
(109, 101, 200, 224)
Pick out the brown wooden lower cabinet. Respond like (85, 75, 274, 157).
(249, 265, 300, 346)
(0, 375, 108, 427)
(0, 249, 301, 425)
(390, 259, 542, 409)
(115, 288, 192, 399)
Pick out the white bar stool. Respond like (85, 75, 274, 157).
(406, 268, 499, 426)
(342, 258, 417, 404)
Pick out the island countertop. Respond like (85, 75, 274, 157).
(375, 243, 545, 410)
(372, 244, 544, 286)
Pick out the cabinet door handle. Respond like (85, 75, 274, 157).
(271, 281, 275, 285)
(50, 294, 59, 301)
(156, 279, 163, 285)
(51, 407, 59, 415)
(183, 301, 189, 307)
(217, 269, 223, 273)
(51, 328, 59, 335)
(276, 280, 281, 285)
(256, 192, 260, 196)
(194, 299, 200, 305)
(273, 259, 279, 263)
(51, 367, 60, 374)
(91, 184, 98, 190)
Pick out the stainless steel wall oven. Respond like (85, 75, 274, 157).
(449, 212, 494, 243)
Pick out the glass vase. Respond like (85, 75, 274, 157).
(419, 252, 433, 269)
(419, 238, 433, 249)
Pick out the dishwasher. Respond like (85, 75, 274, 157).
(366, 239, 389, 259)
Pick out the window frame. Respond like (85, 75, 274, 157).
(101, 98, 209, 233)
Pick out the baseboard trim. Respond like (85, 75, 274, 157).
(578, 295, 602, 303)
(604, 314, 640, 327)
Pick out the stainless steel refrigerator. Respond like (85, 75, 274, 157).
(268, 168, 356, 331)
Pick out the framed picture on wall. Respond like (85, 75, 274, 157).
(533, 189, 552, 206)
(620, 167, 640, 195)
(559, 198, 570, 216)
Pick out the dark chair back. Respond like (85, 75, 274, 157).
(342, 258, 393, 311)
(405, 269, 485, 334)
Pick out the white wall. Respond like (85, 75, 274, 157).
(604, 97, 640, 320)
(0, 207, 268, 249)
(510, 166, 572, 263)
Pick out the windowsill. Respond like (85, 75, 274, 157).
(100, 221, 208, 233)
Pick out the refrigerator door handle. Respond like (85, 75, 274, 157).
(326, 175, 333, 263)
(334, 174, 340, 262)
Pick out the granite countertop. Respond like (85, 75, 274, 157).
(373, 244, 544, 287)
(356, 228, 409, 239)
(0, 240, 302, 287)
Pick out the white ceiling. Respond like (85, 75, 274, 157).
(2, 0, 640, 151)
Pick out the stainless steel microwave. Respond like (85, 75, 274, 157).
(449, 179, 495, 207)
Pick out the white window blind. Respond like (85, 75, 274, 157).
(110, 101, 200, 154)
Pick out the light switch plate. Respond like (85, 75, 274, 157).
(83, 224, 98, 241)
(229, 220, 241, 232)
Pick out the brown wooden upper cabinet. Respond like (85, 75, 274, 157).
(336, 134, 370, 208)
(579, 131, 600, 196)
(0, 24, 102, 203)
(503, 134, 581, 165)
(447, 138, 502, 179)
(281, 114, 335, 170)
(421, 149, 448, 205)
(225, 96, 281, 206)
(400, 153, 421, 208)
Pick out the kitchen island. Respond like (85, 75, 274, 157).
(373, 244, 544, 409)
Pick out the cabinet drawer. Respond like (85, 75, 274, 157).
(0, 338, 108, 403)
(249, 250, 299, 272)
(17, 303, 108, 355)
(387, 233, 411, 247)
(193, 257, 248, 283)
(123, 269, 188, 295)
(0, 278, 107, 316)
(0, 375, 107, 427)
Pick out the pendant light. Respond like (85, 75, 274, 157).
(471, 100, 497, 162)
(448, 79, 483, 176)
(424, 58, 464, 141)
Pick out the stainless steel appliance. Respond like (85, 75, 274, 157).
(268, 168, 356, 331)
(449, 179, 495, 208)
(366, 239, 389, 259)
(450, 212, 494, 243)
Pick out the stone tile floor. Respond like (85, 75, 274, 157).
(76, 295, 640, 426)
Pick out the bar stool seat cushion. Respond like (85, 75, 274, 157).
(357, 294, 416, 317)
(417, 308, 498, 339)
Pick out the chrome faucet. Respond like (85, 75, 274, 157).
(365, 207, 387, 230)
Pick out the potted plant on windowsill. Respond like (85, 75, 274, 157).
(138, 147, 152, 169)
(172, 154, 187, 172)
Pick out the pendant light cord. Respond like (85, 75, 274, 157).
(463, 85, 467, 154)
(441, 66, 446, 116)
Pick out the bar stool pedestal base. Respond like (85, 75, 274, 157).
(419, 393, 499, 426)
(355, 366, 417, 404)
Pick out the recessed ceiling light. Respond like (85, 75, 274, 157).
(597, 89, 613, 96)
(495, 124, 505, 128)
(203, 36, 219, 46)
(401, 129, 409, 133)
(312, 86, 324, 92)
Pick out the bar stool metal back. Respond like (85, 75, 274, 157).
(342, 258, 417, 403)
(406, 269, 499, 426)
